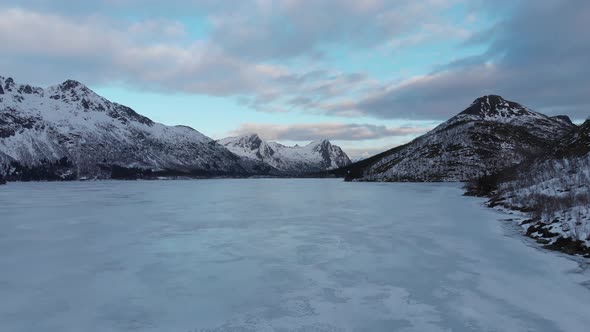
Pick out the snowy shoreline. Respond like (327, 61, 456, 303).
(468, 189, 590, 258)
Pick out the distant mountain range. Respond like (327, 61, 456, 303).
(218, 134, 351, 175)
(0, 76, 350, 181)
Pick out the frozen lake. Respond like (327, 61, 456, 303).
(1, 179, 589, 332)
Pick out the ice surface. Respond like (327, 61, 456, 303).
(1, 179, 589, 332)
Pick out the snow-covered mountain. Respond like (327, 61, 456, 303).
(485, 120, 590, 256)
(218, 133, 351, 174)
(0, 76, 273, 180)
(343, 95, 576, 182)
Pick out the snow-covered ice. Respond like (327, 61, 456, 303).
(1, 179, 589, 332)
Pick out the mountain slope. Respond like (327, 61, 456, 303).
(486, 120, 590, 256)
(0, 76, 272, 180)
(218, 133, 351, 174)
(343, 95, 575, 182)
(553, 119, 590, 158)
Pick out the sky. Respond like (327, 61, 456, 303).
(0, 0, 588, 159)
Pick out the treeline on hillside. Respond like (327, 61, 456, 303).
(1, 157, 75, 182)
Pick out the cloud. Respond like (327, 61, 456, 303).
(208, 0, 461, 60)
(335, 0, 590, 120)
(0, 9, 305, 96)
(5, 0, 462, 60)
(0, 1, 467, 113)
(228, 123, 431, 141)
(0, 7, 385, 110)
(1, 0, 588, 122)
(321, 65, 504, 120)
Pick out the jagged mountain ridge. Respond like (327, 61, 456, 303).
(0, 75, 273, 180)
(343, 95, 576, 182)
(218, 133, 351, 174)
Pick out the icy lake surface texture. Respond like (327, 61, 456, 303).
(1, 179, 590, 332)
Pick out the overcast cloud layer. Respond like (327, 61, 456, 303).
(0, 0, 588, 143)
(331, 1, 590, 120)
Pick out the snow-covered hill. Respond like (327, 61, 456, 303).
(487, 120, 590, 256)
(0, 76, 273, 180)
(218, 133, 351, 174)
(344, 95, 575, 182)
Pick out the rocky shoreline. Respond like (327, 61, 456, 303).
(465, 188, 590, 258)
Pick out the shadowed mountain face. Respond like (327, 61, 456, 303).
(553, 119, 590, 158)
(0, 76, 274, 180)
(218, 134, 351, 175)
(339, 95, 576, 182)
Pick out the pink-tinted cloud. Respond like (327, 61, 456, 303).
(228, 122, 432, 141)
